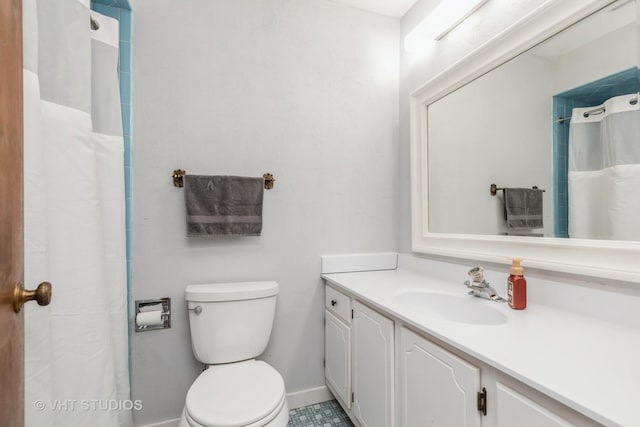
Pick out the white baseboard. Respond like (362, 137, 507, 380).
(137, 419, 180, 427)
(286, 385, 334, 409)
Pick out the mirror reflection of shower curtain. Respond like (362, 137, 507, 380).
(23, 1, 132, 426)
(568, 93, 640, 241)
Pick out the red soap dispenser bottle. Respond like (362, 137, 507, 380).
(508, 258, 527, 310)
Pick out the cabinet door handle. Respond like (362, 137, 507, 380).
(331, 299, 337, 306)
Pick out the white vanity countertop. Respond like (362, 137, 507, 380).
(322, 269, 640, 427)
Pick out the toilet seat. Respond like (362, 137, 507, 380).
(184, 395, 286, 427)
(185, 360, 286, 427)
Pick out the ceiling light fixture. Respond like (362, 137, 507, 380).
(404, 0, 489, 52)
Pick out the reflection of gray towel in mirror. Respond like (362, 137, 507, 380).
(184, 175, 264, 237)
(504, 188, 543, 230)
(506, 229, 544, 237)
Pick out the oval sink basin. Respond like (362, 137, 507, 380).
(395, 290, 507, 325)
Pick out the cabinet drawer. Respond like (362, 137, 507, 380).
(326, 285, 351, 324)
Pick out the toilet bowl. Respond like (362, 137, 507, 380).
(181, 282, 289, 427)
(180, 360, 288, 427)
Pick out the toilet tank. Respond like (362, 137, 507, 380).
(185, 281, 278, 364)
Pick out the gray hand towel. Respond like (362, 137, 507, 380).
(504, 188, 543, 230)
(184, 175, 264, 237)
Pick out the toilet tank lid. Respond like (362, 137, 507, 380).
(185, 281, 279, 302)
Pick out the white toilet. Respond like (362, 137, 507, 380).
(180, 281, 289, 427)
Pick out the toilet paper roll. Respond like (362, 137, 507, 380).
(136, 311, 164, 327)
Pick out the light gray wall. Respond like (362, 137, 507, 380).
(550, 24, 638, 93)
(427, 52, 553, 236)
(399, 0, 547, 251)
(130, 0, 399, 424)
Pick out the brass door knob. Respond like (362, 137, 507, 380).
(13, 281, 52, 313)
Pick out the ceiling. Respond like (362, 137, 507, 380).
(335, 0, 419, 18)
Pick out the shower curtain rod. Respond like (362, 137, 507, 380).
(557, 94, 639, 124)
(558, 106, 606, 123)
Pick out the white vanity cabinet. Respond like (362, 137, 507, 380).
(352, 300, 394, 427)
(400, 327, 481, 427)
(397, 328, 597, 427)
(325, 311, 351, 408)
(324, 286, 352, 409)
(325, 285, 395, 427)
(324, 280, 604, 427)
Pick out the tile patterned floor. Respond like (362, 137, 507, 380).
(288, 399, 354, 427)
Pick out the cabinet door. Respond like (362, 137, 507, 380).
(325, 310, 351, 408)
(400, 327, 481, 427)
(496, 382, 574, 427)
(352, 301, 394, 427)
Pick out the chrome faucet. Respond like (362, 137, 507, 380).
(464, 266, 505, 302)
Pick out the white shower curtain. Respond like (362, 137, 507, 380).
(23, 1, 132, 426)
(568, 92, 640, 241)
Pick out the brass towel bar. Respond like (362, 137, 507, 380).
(172, 169, 275, 190)
(490, 183, 545, 196)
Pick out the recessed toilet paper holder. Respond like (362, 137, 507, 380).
(135, 298, 171, 332)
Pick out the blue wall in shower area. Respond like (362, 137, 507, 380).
(92, 0, 131, 10)
(90, 0, 133, 363)
(551, 67, 640, 238)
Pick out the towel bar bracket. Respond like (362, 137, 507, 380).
(173, 169, 186, 188)
(172, 169, 275, 190)
(263, 173, 275, 190)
